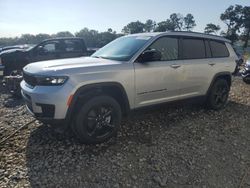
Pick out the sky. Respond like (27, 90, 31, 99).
(0, 0, 249, 38)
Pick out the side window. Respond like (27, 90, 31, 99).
(64, 40, 82, 52)
(182, 38, 206, 59)
(210, 40, 229, 58)
(148, 37, 178, 61)
(43, 43, 56, 52)
(41, 41, 62, 53)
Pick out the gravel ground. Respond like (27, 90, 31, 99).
(0, 77, 250, 188)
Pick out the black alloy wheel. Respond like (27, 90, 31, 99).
(72, 95, 121, 144)
(207, 79, 229, 110)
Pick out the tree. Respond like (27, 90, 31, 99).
(242, 6, 250, 48)
(154, 20, 175, 32)
(183, 14, 196, 31)
(75, 28, 99, 47)
(33, 34, 51, 44)
(96, 31, 118, 47)
(144, 19, 156, 32)
(54, 31, 74, 37)
(122, 21, 145, 34)
(169, 13, 184, 31)
(220, 5, 243, 43)
(18, 34, 35, 44)
(204, 23, 221, 34)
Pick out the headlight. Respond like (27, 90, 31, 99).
(36, 76, 68, 86)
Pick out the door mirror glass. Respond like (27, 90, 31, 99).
(139, 49, 162, 62)
(37, 46, 45, 55)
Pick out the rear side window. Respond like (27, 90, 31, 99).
(148, 37, 178, 61)
(210, 40, 229, 58)
(64, 40, 83, 52)
(182, 38, 206, 59)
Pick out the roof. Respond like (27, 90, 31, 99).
(42, 37, 84, 42)
(129, 31, 231, 43)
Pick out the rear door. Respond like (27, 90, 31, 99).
(177, 37, 214, 97)
(134, 36, 183, 107)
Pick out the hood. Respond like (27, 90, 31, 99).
(23, 57, 123, 75)
(0, 48, 27, 56)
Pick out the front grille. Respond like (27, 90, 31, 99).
(23, 72, 37, 87)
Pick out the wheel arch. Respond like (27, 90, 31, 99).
(65, 82, 130, 123)
(206, 72, 232, 95)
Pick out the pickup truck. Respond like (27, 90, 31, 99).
(0, 37, 95, 96)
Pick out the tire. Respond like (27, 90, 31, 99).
(206, 79, 230, 110)
(71, 95, 122, 144)
(243, 76, 250, 84)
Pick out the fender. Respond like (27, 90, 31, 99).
(206, 71, 232, 95)
(65, 82, 130, 124)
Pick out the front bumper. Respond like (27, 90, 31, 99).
(0, 65, 4, 78)
(20, 80, 74, 120)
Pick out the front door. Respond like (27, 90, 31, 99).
(134, 36, 183, 107)
(31, 40, 62, 62)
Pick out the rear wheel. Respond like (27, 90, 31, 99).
(206, 79, 230, 110)
(72, 95, 122, 144)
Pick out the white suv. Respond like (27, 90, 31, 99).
(21, 32, 237, 143)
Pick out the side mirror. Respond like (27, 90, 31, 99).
(37, 46, 45, 55)
(138, 49, 162, 62)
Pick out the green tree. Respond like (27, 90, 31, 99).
(75, 28, 99, 47)
(144, 19, 156, 32)
(18, 34, 35, 44)
(169, 13, 184, 31)
(122, 21, 145, 34)
(204, 23, 221, 34)
(242, 6, 250, 48)
(154, 20, 175, 32)
(54, 31, 74, 37)
(33, 34, 51, 44)
(220, 5, 243, 43)
(183, 14, 196, 31)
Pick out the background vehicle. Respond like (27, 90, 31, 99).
(242, 58, 250, 84)
(21, 32, 237, 144)
(0, 37, 95, 96)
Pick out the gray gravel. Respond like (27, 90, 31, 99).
(0, 77, 250, 188)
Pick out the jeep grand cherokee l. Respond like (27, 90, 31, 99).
(21, 32, 237, 144)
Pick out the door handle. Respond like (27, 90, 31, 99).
(208, 62, 216, 66)
(170, 64, 181, 69)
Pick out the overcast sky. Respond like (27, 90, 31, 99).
(0, 0, 249, 37)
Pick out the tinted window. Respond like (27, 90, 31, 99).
(182, 38, 205, 59)
(210, 40, 229, 58)
(43, 43, 56, 52)
(41, 41, 62, 53)
(64, 40, 82, 52)
(148, 37, 178, 61)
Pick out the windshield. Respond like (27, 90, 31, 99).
(91, 35, 152, 61)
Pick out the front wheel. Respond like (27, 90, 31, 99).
(206, 79, 230, 110)
(72, 95, 122, 144)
